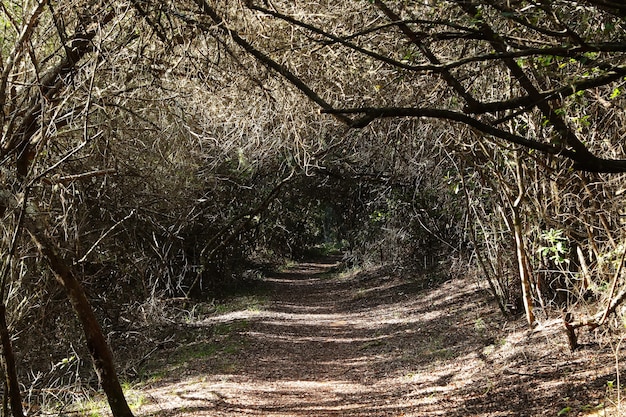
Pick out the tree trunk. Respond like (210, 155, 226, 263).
(28, 229, 134, 417)
(512, 153, 535, 328)
(0, 304, 24, 417)
(512, 204, 536, 328)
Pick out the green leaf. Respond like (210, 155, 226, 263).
(558, 406, 572, 415)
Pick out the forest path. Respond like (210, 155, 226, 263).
(132, 257, 614, 416)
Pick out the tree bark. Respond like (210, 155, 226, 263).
(0, 304, 24, 417)
(28, 228, 133, 417)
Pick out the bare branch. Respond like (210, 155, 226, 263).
(177, 1, 353, 125)
(321, 106, 626, 172)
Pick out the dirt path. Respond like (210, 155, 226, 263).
(131, 258, 620, 416)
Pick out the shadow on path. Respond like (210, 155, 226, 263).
(135, 257, 616, 417)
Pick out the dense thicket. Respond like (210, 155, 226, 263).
(0, 0, 624, 415)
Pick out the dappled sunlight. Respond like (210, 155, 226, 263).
(137, 348, 496, 417)
(245, 330, 391, 345)
(140, 371, 468, 416)
(132, 260, 616, 417)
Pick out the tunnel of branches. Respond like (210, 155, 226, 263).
(0, 1, 625, 414)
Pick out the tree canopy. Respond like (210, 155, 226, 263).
(176, 0, 626, 172)
(0, 1, 625, 416)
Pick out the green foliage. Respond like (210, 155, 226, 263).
(536, 55, 554, 68)
(400, 48, 419, 63)
(213, 320, 250, 336)
(537, 228, 569, 265)
(572, 114, 592, 130)
(557, 406, 572, 415)
(369, 209, 388, 223)
(610, 87, 621, 100)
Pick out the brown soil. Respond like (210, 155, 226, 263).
(125, 257, 623, 416)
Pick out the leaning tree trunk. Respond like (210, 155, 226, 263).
(28, 227, 134, 417)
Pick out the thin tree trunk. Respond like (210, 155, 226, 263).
(0, 305, 24, 417)
(28, 228, 133, 417)
(0, 190, 28, 417)
(512, 153, 535, 328)
(512, 204, 536, 327)
(2, 377, 8, 417)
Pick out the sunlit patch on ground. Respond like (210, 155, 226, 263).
(101, 258, 624, 417)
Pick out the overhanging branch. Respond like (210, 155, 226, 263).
(323, 106, 562, 154)
(184, 0, 352, 126)
(321, 106, 626, 173)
